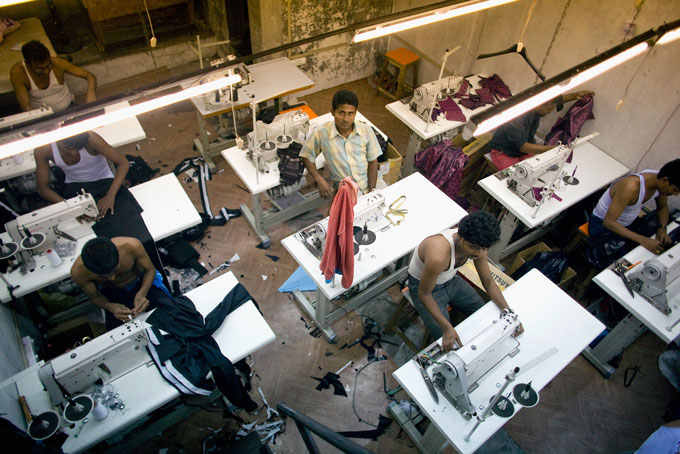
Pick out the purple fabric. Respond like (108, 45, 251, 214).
(459, 95, 486, 110)
(475, 86, 495, 104)
(478, 74, 512, 101)
(546, 95, 595, 146)
(532, 187, 563, 202)
(431, 96, 466, 122)
(414, 140, 468, 201)
(454, 79, 471, 98)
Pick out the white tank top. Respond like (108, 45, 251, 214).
(592, 170, 658, 227)
(22, 61, 74, 112)
(51, 143, 114, 184)
(409, 228, 460, 285)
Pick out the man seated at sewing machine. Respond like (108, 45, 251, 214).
(488, 90, 593, 170)
(34, 131, 131, 217)
(586, 158, 680, 269)
(408, 211, 521, 351)
(71, 237, 170, 330)
(10, 40, 97, 113)
(300, 89, 382, 198)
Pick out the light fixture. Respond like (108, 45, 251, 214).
(352, 0, 518, 43)
(0, 73, 241, 160)
(464, 19, 680, 138)
(0, 0, 36, 6)
(657, 25, 680, 45)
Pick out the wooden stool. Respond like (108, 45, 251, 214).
(378, 47, 419, 100)
(279, 103, 318, 119)
(386, 285, 431, 354)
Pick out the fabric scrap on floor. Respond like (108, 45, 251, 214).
(278, 266, 316, 293)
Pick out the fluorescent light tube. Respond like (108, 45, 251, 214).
(352, 0, 518, 43)
(0, 74, 241, 160)
(657, 26, 680, 45)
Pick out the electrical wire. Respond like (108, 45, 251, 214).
(142, 0, 156, 41)
(634, 101, 680, 171)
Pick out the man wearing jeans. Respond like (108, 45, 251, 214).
(408, 211, 520, 351)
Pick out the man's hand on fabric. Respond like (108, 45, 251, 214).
(657, 228, 672, 247)
(110, 303, 134, 321)
(97, 193, 116, 216)
(442, 326, 462, 352)
(133, 293, 149, 315)
(641, 236, 664, 254)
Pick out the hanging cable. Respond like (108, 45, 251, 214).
(635, 101, 680, 171)
(534, 0, 572, 84)
(143, 0, 157, 47)
(518, 0, 538, 44)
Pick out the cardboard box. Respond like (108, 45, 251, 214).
(380, 143, 403, 185)
(508, 242, 576, 290)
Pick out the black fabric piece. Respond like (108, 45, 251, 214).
(370, 126, 392, 161)
(100, 283, 168, 331)
(146, 284, 258, 411)
(511, 251, 569, 285)
(311, 372, 347, 396)
(338, 415, 393, 440)
(624, 365, 640, 387)
(265, 254, 280, 262)
(278, 141, 305, 186)
(188, 259, 209, 276)
(166, 240, 199, 267)
(125, 154, 160, 185)
(0, 417, 65, 453)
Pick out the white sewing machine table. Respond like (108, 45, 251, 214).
(281, 172, 467, 342)
(385, 74, 500, 176)
(0, 101, 146, 182)
(189, 57, 314, 168)
(0, 173, 200, 302)
(221, 112, 386, 248)
(478, 141, 629, 262)
(390, 269, 604, 454)
(3, 271, 275, 453)
(583, 221, 680, 377)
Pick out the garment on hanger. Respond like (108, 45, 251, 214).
(320, 177, 358, 289)
(145, 283, 259, 411)
(545, 95, 595, 146)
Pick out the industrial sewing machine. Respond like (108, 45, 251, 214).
(246, 108, 311, 174)
(3, 192, 99, 273)
(628, 242, 680, 315)
(200, 62, 252, 109)
(409, 74, 463, 122)
(423, 309, 521, 419)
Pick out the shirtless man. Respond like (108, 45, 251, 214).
(71, 237, 169, 329)
(408, 211, 521, 351)
(10, 40, 96, 112)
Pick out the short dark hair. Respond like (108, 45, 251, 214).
(458, 211, 500, 249)
(59, 132, 90, 150)
(81, 237, 119, 275)
(658, 159, 680, 187)
(21, 40, 50, 64)
(332, 89, 359, 111)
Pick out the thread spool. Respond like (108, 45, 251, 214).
(91, 400, 108, 420)
(46, 249, 62, 267)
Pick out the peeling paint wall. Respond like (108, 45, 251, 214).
(249, 0, 392, 93)
(204, 0, 229, 43)
(390, 0, 680, 172)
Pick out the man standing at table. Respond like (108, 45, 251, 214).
(300, 89, 382, 198)
(71, 237, 170, 330)
(488, 90, 593, 170)
(408, 211, 520, 351)
(10, 40, 97, 112)
(587, 159, 680, 269)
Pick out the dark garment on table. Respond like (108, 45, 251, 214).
(586, 211, 660, 270)
(145, 283, 259, 412)
(100, 273, 170, 330)
(459, 95, 487, 110)
(414, 140, 468, 201)
(432, 96, 466, 122)
(546, 95, 595, 146)
(67, 178, 170, 290)
(489, 110, 540, 158)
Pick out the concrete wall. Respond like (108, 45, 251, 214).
(248, 0, 392, 93)
(390, 0, 680, 171)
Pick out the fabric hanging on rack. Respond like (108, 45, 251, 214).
(414, 141, 468, 201)
(173, 157, 241, 226)
(319, 177, 358, 289)
(545, 95, 595, 146)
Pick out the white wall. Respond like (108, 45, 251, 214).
(390, 0, 680, 171)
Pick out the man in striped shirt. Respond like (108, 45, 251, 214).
(300, 89, 382, 198)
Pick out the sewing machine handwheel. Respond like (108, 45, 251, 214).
(562, 176, 579, 185)
(512, 383, 539, 407)
(63, 394, 94, 423)
(0, 241, 18, 259)
(28, 410, 60, 440)
(490, 395, 514, 418)
(21, 232, 46, 250)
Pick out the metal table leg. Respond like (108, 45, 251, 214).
(488, 210, 519, 263)
(240, 192, 270, 248)
(388, 401, 447, 454)
(582, 313, 647, 378)
(402, 130, 422, 176)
